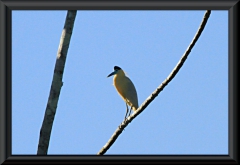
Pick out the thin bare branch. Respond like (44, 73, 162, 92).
(37, 10, 77, 155)
(97, 10, 211, 155)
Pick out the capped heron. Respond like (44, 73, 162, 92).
(107, 66, 138, 120)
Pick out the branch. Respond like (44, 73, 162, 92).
(97, 10, 211, 155)
(37, 10, 77, 155)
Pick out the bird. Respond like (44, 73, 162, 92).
(107, 66, 138, 121)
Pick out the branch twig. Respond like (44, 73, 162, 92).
(37, 10, 77, 155)
(97, 10, 211, 155)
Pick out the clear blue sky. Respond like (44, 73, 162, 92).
(12, 10, 228, 155)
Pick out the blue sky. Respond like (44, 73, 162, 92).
(12, 10, 228, 155)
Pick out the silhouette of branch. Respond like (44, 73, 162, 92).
(37, 10, 77, 155)
(97, 10, 211, 155)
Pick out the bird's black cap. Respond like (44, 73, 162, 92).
(114, 66, 121, 71)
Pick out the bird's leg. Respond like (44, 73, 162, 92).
(124, 103, 129, 122)
(127, 106, 132, 118)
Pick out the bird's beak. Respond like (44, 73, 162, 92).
(107, 70, 117, 77)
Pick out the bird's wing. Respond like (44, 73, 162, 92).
(125, 77, 139, 110)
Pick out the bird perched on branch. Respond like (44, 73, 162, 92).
(107, 66, 138, 121)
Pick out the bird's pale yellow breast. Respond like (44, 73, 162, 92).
(113, 74, 127, 100)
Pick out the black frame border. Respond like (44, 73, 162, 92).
(0, 0, 238, 164)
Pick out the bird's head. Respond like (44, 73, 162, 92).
(107, 66, 125, 77)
